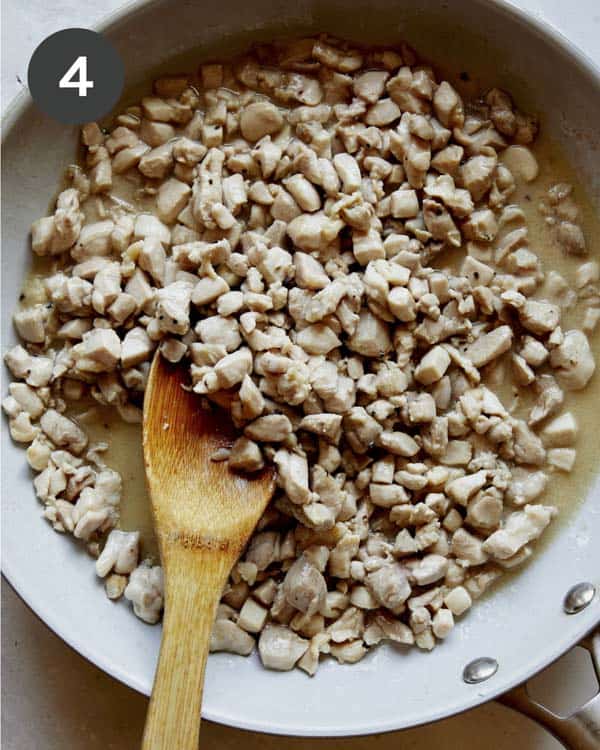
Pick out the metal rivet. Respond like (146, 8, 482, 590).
(463, 657, 499, 684)
(564, 582, 596, 614)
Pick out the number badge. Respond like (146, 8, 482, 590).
(28, 28, 124, 125)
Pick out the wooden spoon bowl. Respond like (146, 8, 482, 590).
(141, 354, 275, 749)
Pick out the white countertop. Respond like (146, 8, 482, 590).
(2, 2, 599, 748)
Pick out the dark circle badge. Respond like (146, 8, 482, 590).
(27, 28, 124, 125)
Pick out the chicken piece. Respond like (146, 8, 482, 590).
(13, 306, 49, 344)
(466, 488, 503, 530)
(451, 527, 488, 566)
(300, 413, 342, 443)
(78, 329, 121, 371)
(228, 437, 264, 472)
(155, 281, 194, 335)
(347, 310, 392, 357)
(31, 189, 83, 256)
(344, 407, 383, 453)
(258, 624, 309, 671)
(547, 448, 577, 472)
(121, 327, 154, 368)
(444, 586, 472, 616)
(296, 324, 341, 355)
(366, 563, 412, 611)
(433, 82, 464, 128)
(550, 330, 595, 390)
(431, 608, 454, 639)
(411, 554, 448, 585)
(506, 468, 547, 506)
(519, 300, 560, 336)
(197, 315, 241, 352)
(156, 178, 191, 224)
(556, 221, 586, 256)
(415, 346, 451, 385)
(213, 348, 252, 389)
(283, 555, 327, 615)
(540, 412, 578, 448)
(286, 212, 343, 253)
(376, 431, 419, 458)
(354, 71, 389, 103)
(445, 470, 488, 506)
(124, 563, 164, 624)
(9, 412, 39, 443)
(512, 419, 546, 466)
(208, 619, 255, 655)
(465, 325, 512, 368)
(482, 505, 556, 560)
(528, 375, 564, 426)
(459, 152, 497, 201)
(245, 414, 292, 442)
(8, 383, 44, 419)
(273, 449, 314, 505)
(501, 145, 538, 182)
(423, 199, 461, 246)
(40, 410, 87, 454)
(95, 530, 140, 577)
(243, 531, 280, 572)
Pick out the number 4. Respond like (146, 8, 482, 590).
(59, 56, 94, 97)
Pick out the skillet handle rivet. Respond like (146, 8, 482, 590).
(462, 657, 499, 684)
(563, 582, 596, 614)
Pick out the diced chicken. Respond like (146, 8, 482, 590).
(95, 530, 139, 577)
(465, 326, 512, 367)
(240, 102, 284, 142)
(124, 563, 164, 624)
(540, 412, 578, 447)
(210, 619, 255, 655)
(366, 563, 412, 611)
(258, 624, 309, 670)
(445, 470, 488, 506)
(8, 383, 44, 419)
(415, 346, 451, 385)
(156, 178, 191, 224)
(283, 555, 327, 615)
(444, 586, 472, 616)
(13, 306, 48, 344)
(228, 437, 264, 472)
(482, 505, 556, 560)
(506, 469, 547, 506)
(121, 327, 154, 368)
(347, 310, 392, 357)
(40, 410, 87, 454)
(547, 448, 577, 472)
(550, 330, 595, 390)
(519, 300, 560, 336)
(156, 281, 193, 335)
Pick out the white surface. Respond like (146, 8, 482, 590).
(1, 1, 600, 748)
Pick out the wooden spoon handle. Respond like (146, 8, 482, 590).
(141, 544, 235, 750)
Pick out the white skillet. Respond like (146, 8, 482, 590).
(2, 0, 599, 745)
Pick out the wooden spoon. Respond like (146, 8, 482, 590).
(141, 354, 275, 749)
